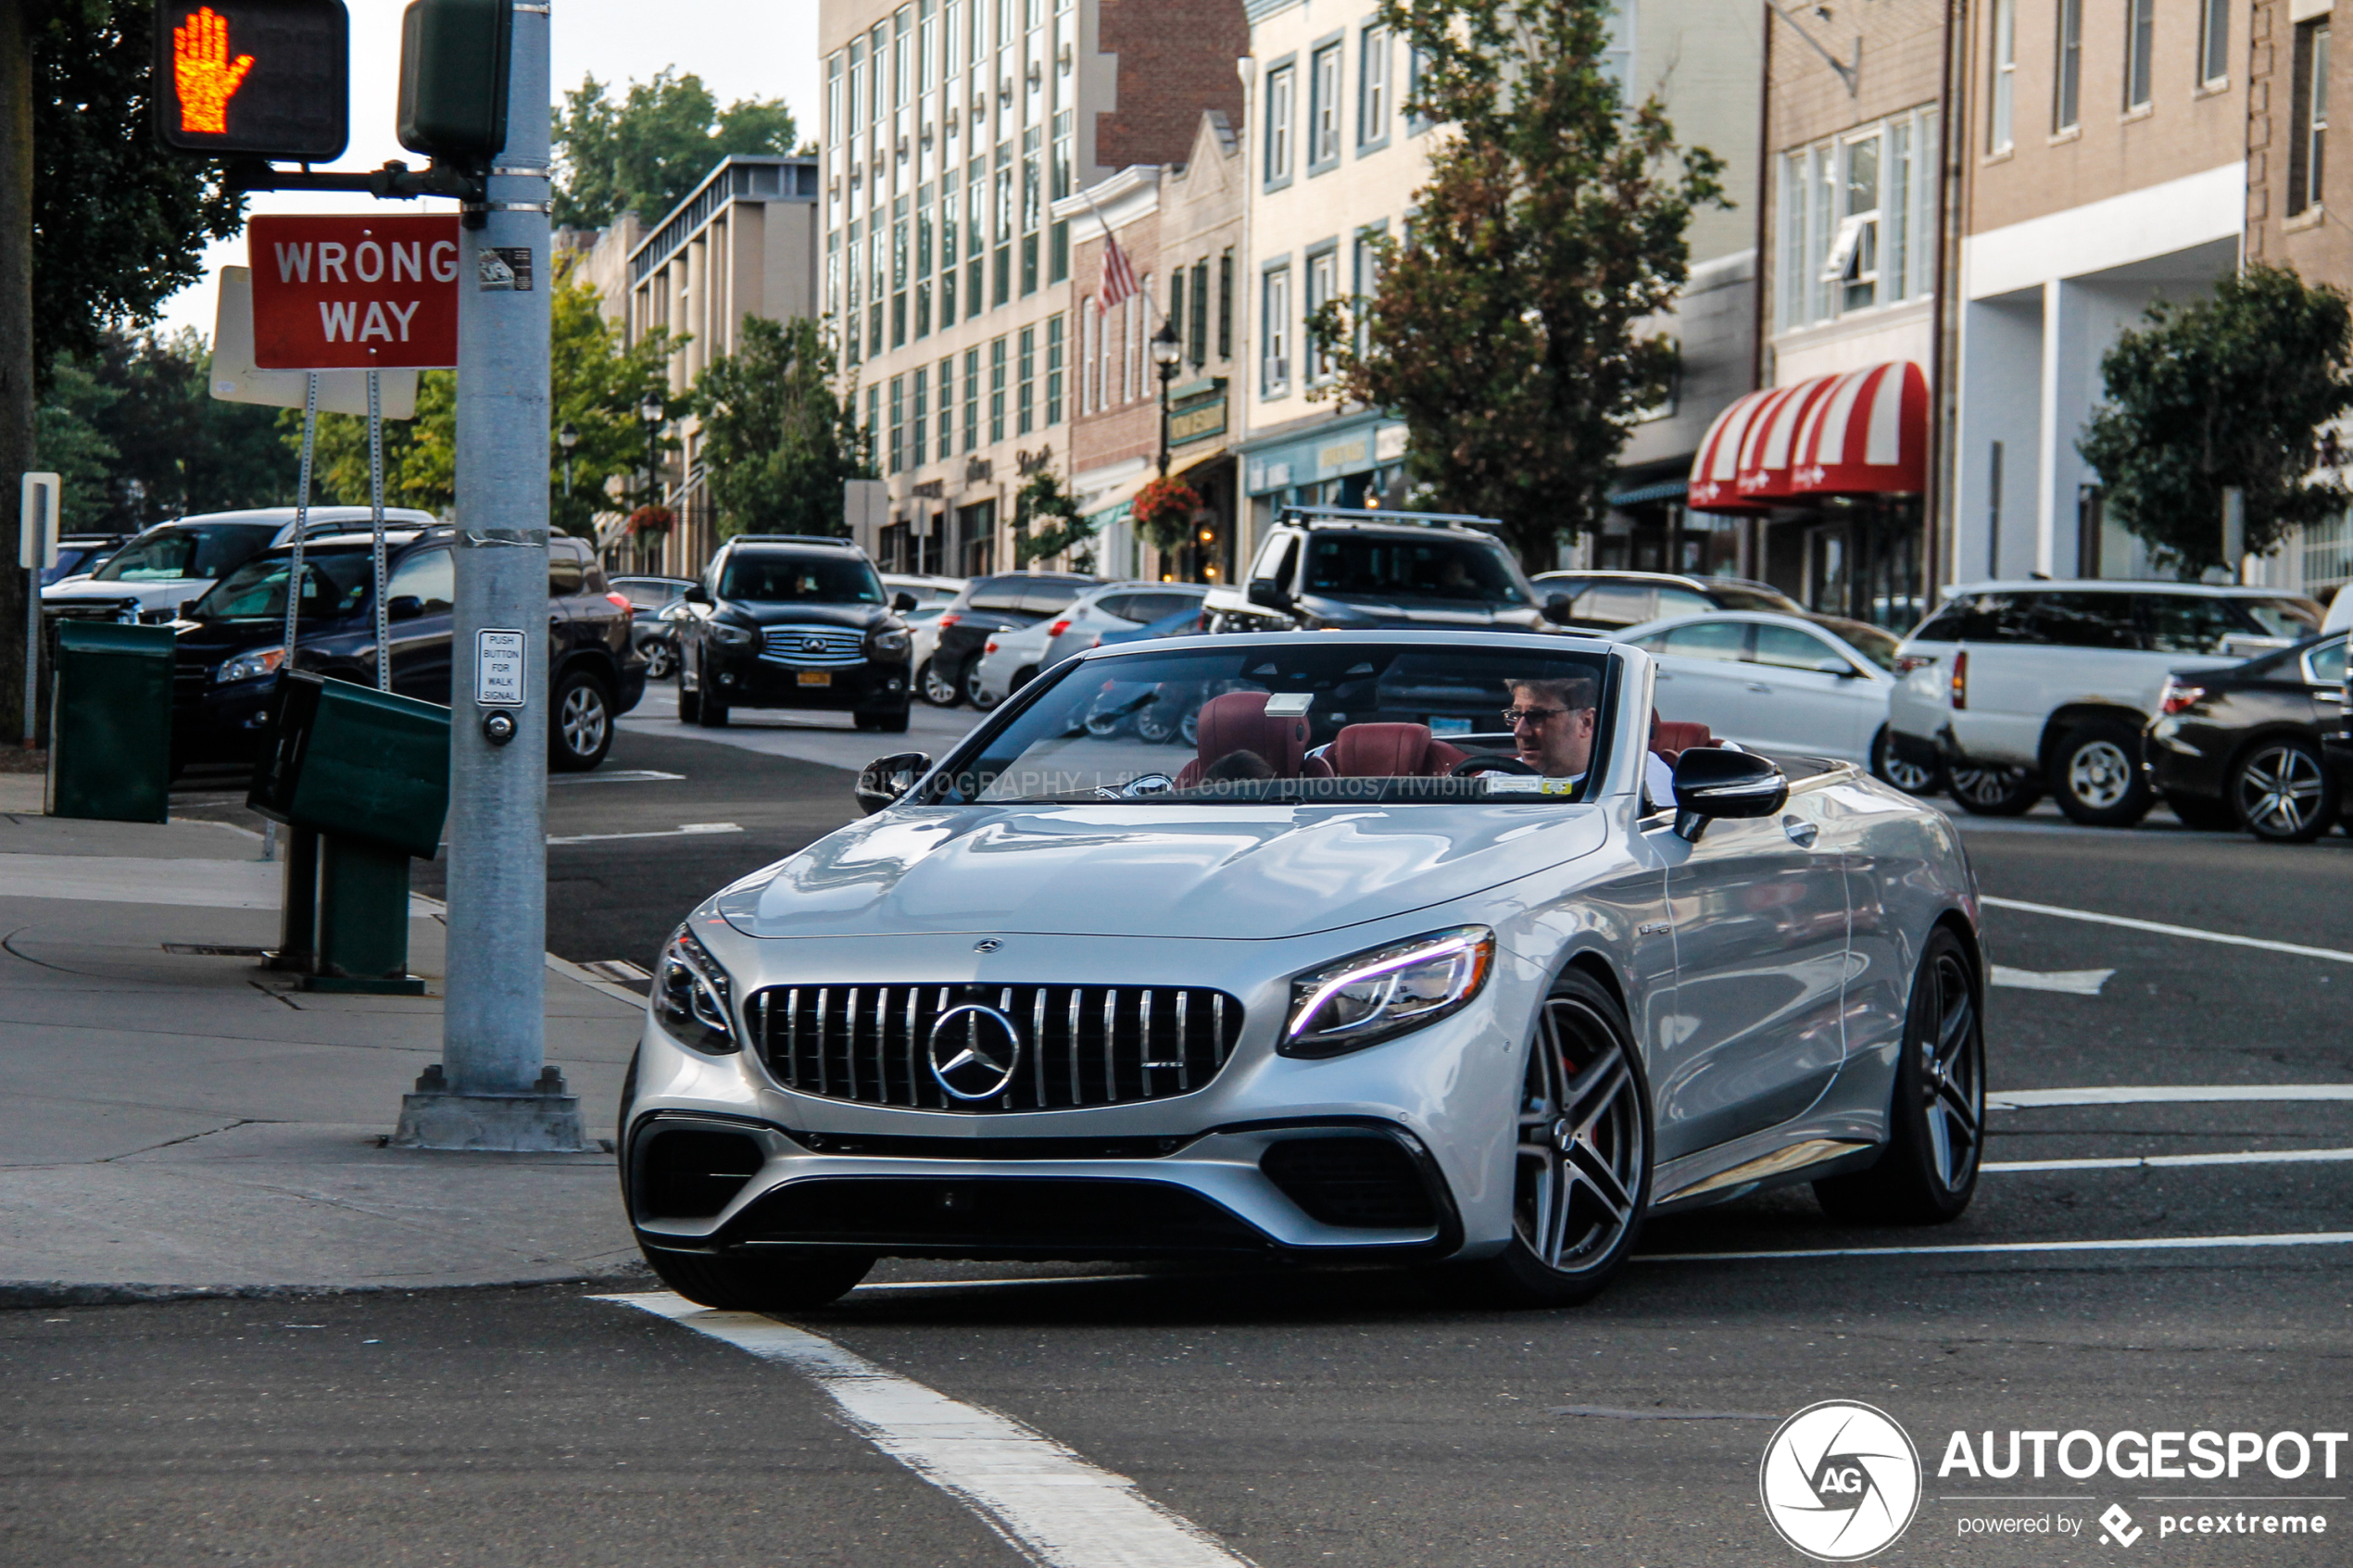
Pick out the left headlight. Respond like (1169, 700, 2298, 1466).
(653, 924, 739, 1055)
(213, 646, 287, 684)
(869, 626, 911, 658)
(1282, 925, 1496, 1059)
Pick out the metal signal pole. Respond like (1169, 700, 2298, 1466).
(396, 0, 583, 1151)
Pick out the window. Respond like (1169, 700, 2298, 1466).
(1265, 64, 1296, 184)
(1168, 269, 1186, 365)
(1658, 621, 1749, 660)
(1046, 314, 1064, 423)
(1016, 325, 1036, 434)
(1189, 258, 1209, 365)
(989, 334, 1007, 443)
(2138, 594, 2243, 655)
(2125, 0, 2154, 111)
(887, 376, 905, 473)
(912, 368, 928, 465)
(866, 384, 881, 462)
(937, 356, 956, 458)
(1989, 0, 2015, 151)
(1828, 134, 1880, 312)
(2054, 0, 2082, 132)
(1359, 26, 1390, 147)
(1262, 265, 1291, 394)
(2199, 0, 2231, 86)
(1776, 107, 1939, 332)
(1217, 249, 1234, 359)
(389, 549, 455, 612)
(963, 346, 980, 452)
(1305, 246, 1339, 383)
(1751, 624, 1842, 671)
(2294, 21, 2331, 217)
(1309, 43, 1341, 171)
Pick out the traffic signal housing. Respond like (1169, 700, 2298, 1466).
(396, 0, 512, 164)
(153, 0, 349, 161)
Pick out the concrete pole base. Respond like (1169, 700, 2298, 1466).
(390, 1063, 593, 1153)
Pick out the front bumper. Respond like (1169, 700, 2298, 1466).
(703, 651, 910, 711)
(172, 676, 276, 764)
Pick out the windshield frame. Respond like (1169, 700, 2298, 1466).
(719, 550, 886, 606)
(188, 545, 379, 624)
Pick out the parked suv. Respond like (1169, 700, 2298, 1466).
(920, 571, 1097, 709)
(1202, 507, 1572, 634)
(172, 531, 644, 772)
(44, 508, 437, 624)
(674, 535, 914, 732)
(1889, 580, 2322, 825)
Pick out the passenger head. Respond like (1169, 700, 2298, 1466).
(1202, 748, 1276, 783)
(1506, 674, 1600, 777)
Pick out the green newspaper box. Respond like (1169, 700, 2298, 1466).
(46, 621, 176, 824)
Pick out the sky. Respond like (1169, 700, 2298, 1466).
(153, 0, 822, 341)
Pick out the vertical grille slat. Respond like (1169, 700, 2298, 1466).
(749, 982, 1243, 1112)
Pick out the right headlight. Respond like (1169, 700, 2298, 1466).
(710, 621, 757, 648)
(1281, 925, 1495, 1059)
(869, 626, 911, 658)
(653, 924, 739, 1055)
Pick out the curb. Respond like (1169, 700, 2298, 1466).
(0, 1261, 657, 1311)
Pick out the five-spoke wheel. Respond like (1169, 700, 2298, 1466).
(2231, 738, 2337, 843)
(1816, 927, 1983, 1223)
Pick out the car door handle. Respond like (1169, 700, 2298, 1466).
(1747, 682, 1775, 694)
(1782, 817, 1819, 848)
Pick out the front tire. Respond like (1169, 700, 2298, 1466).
(1815, 927, 1984, 1224)
(2049, 718, 2153, 827)
(642, 641, 675, 680)
(963, 660, 999, 710)
(550, 671, 615, 771)
(2232, 736, 2338, 843)
(917, 658, 963, 708)
(639, 1245, 875, 1311)
(1947, 761, 2041, 816)
(1466, 970, 1652, 1307)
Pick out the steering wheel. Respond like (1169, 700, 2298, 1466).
(1448, 753, 1537, 777)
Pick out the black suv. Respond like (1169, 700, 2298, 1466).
(1202, 508, 1572, 633)
(172, 530, 645, 772)
(674, 535, 914, 732)
(921, 571, 1098, 709)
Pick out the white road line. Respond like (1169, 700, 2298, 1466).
(1990, 965, 2114, 995)
(1980, 896, 2353, 965)
(855, 1273, 1163, 1293)
(1638, 1231, 2353, 1263)
(548, 768, 686, 784)
(545, 822, 744, 846)
(1990, 1085, 2353, 1109)
(1986, 1147, 2353, 1173)
(597, 1292, 1254, 1568)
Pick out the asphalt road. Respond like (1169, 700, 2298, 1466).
(50, 697, 2350, 1567)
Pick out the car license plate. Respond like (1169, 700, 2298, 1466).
(1429, 716, 1472, 735)
(798, 671, 831, 686)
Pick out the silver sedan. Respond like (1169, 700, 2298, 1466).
(622, 632, 1986, 1309)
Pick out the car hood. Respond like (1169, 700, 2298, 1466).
(715, 802, 1609, 941)
(1300, 592, 1553, 632)
(44, 578, 209, 609)
(724, 602, 888, 630)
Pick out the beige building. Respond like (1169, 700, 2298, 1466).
(818, 0, 1247, 577)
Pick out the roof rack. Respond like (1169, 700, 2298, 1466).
(728, 533, 861, 547)
(1277, 505, 1504, 533)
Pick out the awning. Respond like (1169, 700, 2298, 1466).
(1687, 360, 1928, 512)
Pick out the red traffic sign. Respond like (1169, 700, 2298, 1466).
(249, 214, 459, 370)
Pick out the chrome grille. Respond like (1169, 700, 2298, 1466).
(759, 625, 866, 667)
(751, 983, 1242, 1111)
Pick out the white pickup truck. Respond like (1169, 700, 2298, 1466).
(1888, 580, 2322, 826)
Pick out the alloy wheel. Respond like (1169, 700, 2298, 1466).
(1948, 763, 2036, 812)
(1513, 996, 1646, 1273)
(1916, 947, 1983, 1194)
(2234, 743, 2329, 838)
(1883, 754, 1940, 794)
(919, 659, 962, 707)
(2065, 739, 2135, 809)
(560, 683, 610, 759)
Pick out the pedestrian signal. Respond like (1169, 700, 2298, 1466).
(396, 0, 512, 163)
(152, 0, 349, 162)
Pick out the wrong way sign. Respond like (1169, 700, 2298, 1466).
(249, 213, 459, 370)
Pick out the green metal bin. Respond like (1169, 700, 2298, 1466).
(45, 621, 176, 824)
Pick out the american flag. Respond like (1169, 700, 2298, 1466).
(1098, 231, 1139, 313)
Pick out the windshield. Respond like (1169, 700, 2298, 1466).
(924, 641, 1616, 805)
(1302, 535, 1531, 606)
(721, 554, 884, 604)
(42, 546, 110, 587)
(2243, 596, 2322, 639)
(93, 524, 273, 583)
(190, 547, 375, 622)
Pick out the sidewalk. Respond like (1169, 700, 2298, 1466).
(0, 776, 649, 1304)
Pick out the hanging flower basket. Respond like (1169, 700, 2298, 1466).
(628, 504, 675, 536)
(1131, 477, 1202, 548)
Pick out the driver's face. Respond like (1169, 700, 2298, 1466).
(1507, 686, 1598, 777)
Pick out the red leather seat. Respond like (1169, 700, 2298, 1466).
(1174, 692, 1338, 787)
(1327, 722, 1470, 778)
(1650, 713, 1717, 763)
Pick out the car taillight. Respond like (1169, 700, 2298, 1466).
(1950, 649, 1968, 710)
(936, 612, 961, 628)
(1047, 619, 1071, 638)
(604, 592, 632, 612)
(985, 639, 999, 654)
(1894, 653, 1933, 676)
(2159, 677, 2208, 716)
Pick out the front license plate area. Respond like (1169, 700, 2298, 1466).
(798, 671, 832, 686)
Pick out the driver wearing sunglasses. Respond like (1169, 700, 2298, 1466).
(1494, 675, 1675, 806)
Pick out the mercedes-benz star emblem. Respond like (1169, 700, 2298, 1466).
(927, 1004, 1023, 1100)
(973, 938, 1001, 953)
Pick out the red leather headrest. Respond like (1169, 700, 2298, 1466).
(1173, 692, 1337, 786)
(1650, 712, 1716, 762)
(1327, 722, 1470, 778)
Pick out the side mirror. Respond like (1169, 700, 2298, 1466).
(1670, 746, 1789, 842)
(892, 590, 919, 612)
(387, 595, 426, 621)
(1814, 658, 1861, 678)
(1246, 577, 1292, 613)
(854, 750, 933, 816)
(684, 583, 713, 606)
(1542, 594, 1576, 626)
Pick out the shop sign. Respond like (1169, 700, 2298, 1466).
(1168, 379, 1228, 446)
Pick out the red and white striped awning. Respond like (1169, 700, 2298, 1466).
(1687, 360, 1929, 513)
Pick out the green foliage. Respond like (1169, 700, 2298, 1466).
(29, 0, 245, 375)
(33, 330, 294, 528)
(1309, 0, 1726, 571)
(553, 69, 799, 230)
(2077, 265, 2353, 578)
(690, 315, 874, 539)
(294, 263, 682, 530)
(1014, 468, 1096, 571)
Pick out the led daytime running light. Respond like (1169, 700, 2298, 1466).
(1284, 925, 1496, 1058)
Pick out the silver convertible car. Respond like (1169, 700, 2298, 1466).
(622, 632, 1986, 1309)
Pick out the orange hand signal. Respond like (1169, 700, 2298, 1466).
(172, 7, 255, 135)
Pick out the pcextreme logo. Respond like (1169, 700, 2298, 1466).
(1759, 1399, 1924, 1562)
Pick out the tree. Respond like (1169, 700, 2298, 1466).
(1307, 0, 1725, 571)
(2076, 265, 2353, 578)
(554, 69, 799, 230)
(690, 315, 872, 539)
(1014, 468, 1096, 571)
(36, 329, 293, 526)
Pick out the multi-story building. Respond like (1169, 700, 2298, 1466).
(817, 0, 1247, 577)
(1059, 108, 1246, 582)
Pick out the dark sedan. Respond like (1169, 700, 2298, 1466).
(611, 573, 696, 678)
(2144, 632, 2348, 841)
(920, 571, 1096, 709)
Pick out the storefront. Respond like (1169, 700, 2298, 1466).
(1238, 409, 1410, 558)
(1687, 360, 1931, 631)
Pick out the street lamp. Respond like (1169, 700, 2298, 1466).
(1151, 320, 1183, 479)
(638, 393, 666, 569)
(557, 420, 578, 500)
